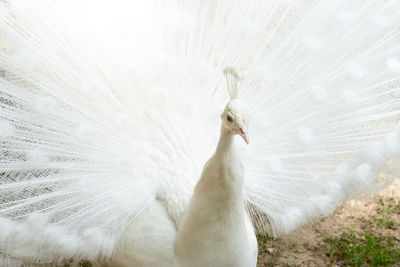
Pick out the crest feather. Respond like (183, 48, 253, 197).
(223, 67, 241, 99)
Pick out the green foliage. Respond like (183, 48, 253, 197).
(63, 259, 73, 267)
(257, 232, 281, 266)
(264, 250, 282, 266)
(78, 260, 92, 267)
(257, 231, 273, 241)
(367, 197, 399, 230)
(377, 197, 400, 215)
(324, 232, 400, 266)
(376, 218, 397, 229)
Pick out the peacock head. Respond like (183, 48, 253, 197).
(221, 67, 249, 144)
(221, 99, 249, 144)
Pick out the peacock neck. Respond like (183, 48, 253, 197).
(214, 125, 244, 194)
(215, 125, 236, 155)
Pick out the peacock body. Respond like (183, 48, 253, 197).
(0, 0, 399, 266)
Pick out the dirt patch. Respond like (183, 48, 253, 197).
(257, 179, 400, 266)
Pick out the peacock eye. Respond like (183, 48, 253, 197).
(227, 115, 233, 122)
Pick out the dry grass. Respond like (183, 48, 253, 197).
(257, 179, 400, 267)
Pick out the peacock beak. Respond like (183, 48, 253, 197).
(239, 126, 249, 144)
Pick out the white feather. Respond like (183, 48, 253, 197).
(0, 0, 399, 265)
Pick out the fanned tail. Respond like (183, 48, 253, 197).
(0, 1, 158, 262)
(0, 0, 399, 264)
(240, 0, 400, 235)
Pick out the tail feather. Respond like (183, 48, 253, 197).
(0, 0, 399, 263)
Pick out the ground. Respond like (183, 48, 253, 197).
(257, 179, 400, 267)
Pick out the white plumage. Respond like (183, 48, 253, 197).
(0, 0, 399, 266)
(175, 70, 257, 267)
